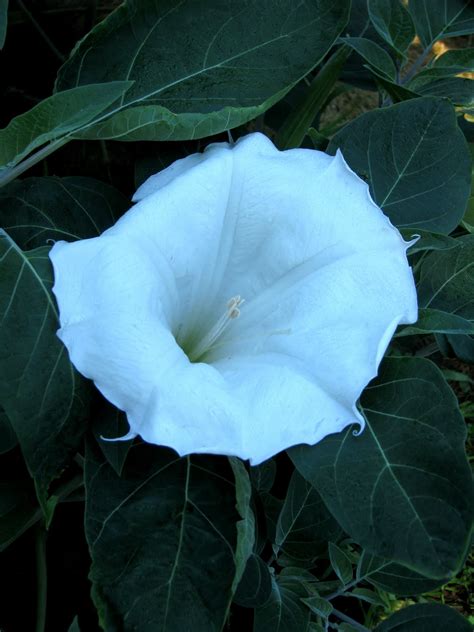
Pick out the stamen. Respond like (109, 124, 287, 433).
(187, 295, 244, 362)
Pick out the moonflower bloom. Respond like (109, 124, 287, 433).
(49, 133, 417, 465)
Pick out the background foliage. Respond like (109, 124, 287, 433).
(0, 1, 473, 631)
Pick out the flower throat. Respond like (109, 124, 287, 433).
(186, 295, 244, 362)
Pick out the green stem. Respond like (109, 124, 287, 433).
(401, 45, 432, 85)
(0, 137, 69, 188)
(326, 578, 359, 601)
(35, 524, 48, 632)
(331, 607, 371, 632)
(16, 0, 65, 62)
(274, 45, 350, 150)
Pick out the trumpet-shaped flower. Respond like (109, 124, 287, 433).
(49, 133, 417, 465)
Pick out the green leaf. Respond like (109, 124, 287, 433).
(369, 69, 419, 103)
(462, 143, 474, 232)
(375, 603, 472, 631)
(358, 552, 449, 596)
(0, 231, 90, 506)
(410, 76, 474, 108)
(446, 333, 474, 364)
(367, 0, 415, 55)
(301, 595, 333, 618)
(396, 308, 474, 336)
(275, 470, 342, 561)
(290, 357, 473, 579)
(55, 0, 350, 142)
(407, 49, 474, 108)
(434, 47, 474, 71)
(417, 235, 474, 324)
(342, 37, 397, 80)
(275, 45, 350, 149)
(328, 97, 471, 234)
(67, 616, 81, 632)
(0, 406, 17, 454)
(92, 400, 132, 477)
(0, 176, 129, 249)
(0, 82, 132, 169)
(86, 443, 245, 631)
(250, 459, 276, 493)
(349, 587, 384, 606)
(261, 492, 283, 544)
(408, 0, 474, 48)
(234, 554, 273, 608)
(328, 542, 353, 585)
(254, 576, 310, 632)
(400, 230, 458, 253)
(229, 457, 255, 593)
(0, 0, 8, 49)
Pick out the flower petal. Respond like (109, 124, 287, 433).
(50, 132, 417, 464)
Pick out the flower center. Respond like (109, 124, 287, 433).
(187, 295, 244, 362)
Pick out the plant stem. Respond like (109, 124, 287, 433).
(326, 578, 359, 601)
(331, 607, 371, 632)
(0, 137, 69, 188)
(16, 0, 65, 62)
(401, 45, 432, 85)
(35, 524, 48, 632)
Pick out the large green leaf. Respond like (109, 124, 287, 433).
(0, 231, 90, 504)
(233, 554, 273, 608)
(375, 603, 472, 631)
(417, 235, 474, 323)
(367, 0, 414, 55)
(408, 0, 474, 48)
(86, 442, 248, 632)
(328, 97, 471, 234)
(0, 176, 129, 249)
(253, 576, 310, 632)
(358, 552, 449, 596)
(274, 470, 342, 561)
(0, 82, 132, 169)
(289, 357, 473, 579)
(55, 0, 350, 142)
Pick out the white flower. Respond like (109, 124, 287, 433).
(49, 133, 417, 465)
